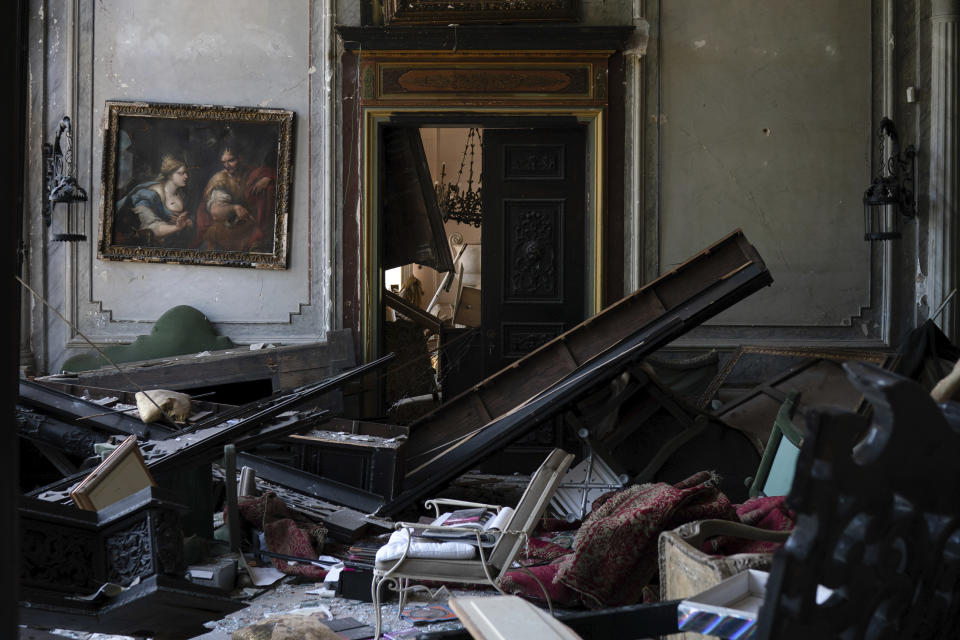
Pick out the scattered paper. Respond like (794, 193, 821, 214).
(245, 565, 286, 587)
(238, 552, 286, 587)
(265, 604, 332, 619)
(68, 576, 140, 601)
(189, 569, 215, 580)
(322, 562, 345, 584)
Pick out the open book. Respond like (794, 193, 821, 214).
(421, 506, 515, 548)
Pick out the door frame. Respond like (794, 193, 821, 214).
(361, 108, 605, 361)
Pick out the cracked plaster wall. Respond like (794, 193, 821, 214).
(657, 0, 872, 328)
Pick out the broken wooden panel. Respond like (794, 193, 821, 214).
(19, 486, 241, 638)
(236, 452, 384, 514)
(38, 329, 356, 397)
(402, 230, 769, 471)
(573, 367, 759, 504)
(709, 347, 893, 452)
(17, 406, 102, 459)
(28, 355, 395, 504)
(381, 126, 454, 273)
(33, 380, 236, 425)
(212, 464, 380, 542)
(382, 238, 772, 514)
(384, 288, 443, 335)
(19, 379, 177, 441)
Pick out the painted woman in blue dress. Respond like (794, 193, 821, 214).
(115, 155, 194, 247)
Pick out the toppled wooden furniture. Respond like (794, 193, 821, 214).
(19, 486, 241, 638)
(707, 347, 892, 452)
(288, 417, 409, 501)
(438, 361, 960, 640)
(235, 451, 385, 516)
(382, 230, 772, 514)
(28, 354, 395, 510)
(43, 329, 356, 398)
(19, 378, 180, 441)
(569, 365, 759, 504)
(384, 288, 443, 336)
(755, 361, 960, 638)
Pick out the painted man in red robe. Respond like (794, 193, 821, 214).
(195, 145, 276, 252)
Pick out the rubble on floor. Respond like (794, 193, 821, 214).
(23, 231, 959, 639)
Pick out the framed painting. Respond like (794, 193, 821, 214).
(98, 101, 294, 269)
(383, 0, 579, 25)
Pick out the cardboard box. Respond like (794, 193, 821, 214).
(677, 570, 832, 639)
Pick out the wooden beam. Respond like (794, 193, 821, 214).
(385, 288, 443, 335)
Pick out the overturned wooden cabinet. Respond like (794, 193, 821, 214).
(19, 486, 241, 638)
(288, 418, 409, 500)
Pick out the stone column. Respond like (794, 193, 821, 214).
(929, 0, 960, 340)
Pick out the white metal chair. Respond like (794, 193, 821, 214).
(371, 448, 575, 639)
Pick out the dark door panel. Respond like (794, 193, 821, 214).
(482, 127, 587, 376)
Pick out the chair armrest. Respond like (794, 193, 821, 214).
(394, 521, 500, 536)
(423, 498, 503, 518)
(680, 519, 791, 551)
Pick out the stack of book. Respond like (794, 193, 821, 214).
(421, 506, 514, 548)
(346, 541, 379, 567)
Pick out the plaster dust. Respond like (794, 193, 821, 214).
(193, 580, 498, 640)
(21, 581, 502, 640)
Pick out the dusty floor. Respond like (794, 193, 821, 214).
(193, 578, 495, 639)
(21, 578, 501, 640)
(19, 476, 537, 640)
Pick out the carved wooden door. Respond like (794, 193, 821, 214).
(481, 127, 587, 377)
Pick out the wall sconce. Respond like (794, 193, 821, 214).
(43, 116, 87, 242)
(862, 117, 916, 241)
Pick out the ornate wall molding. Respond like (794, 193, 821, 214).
(355, 50, 611, 107)
(26, 1, 339, 373)
(927, 0, 960, 342)
(644, 0, 902, 349)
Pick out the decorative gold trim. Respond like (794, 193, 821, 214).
(97, 101, 295, 269)
(360, 106, 605, 360)
(358, 51, 611, 107)
(376, 61, 598, 102)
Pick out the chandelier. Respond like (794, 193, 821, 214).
(435, 128, 482, 228)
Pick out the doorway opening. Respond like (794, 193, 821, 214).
(378, 119, 593, 422)
(382, 126, 483, 419)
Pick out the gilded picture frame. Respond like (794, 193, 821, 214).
(383, 0, 579, 25)
(98, 101, 294, 269)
